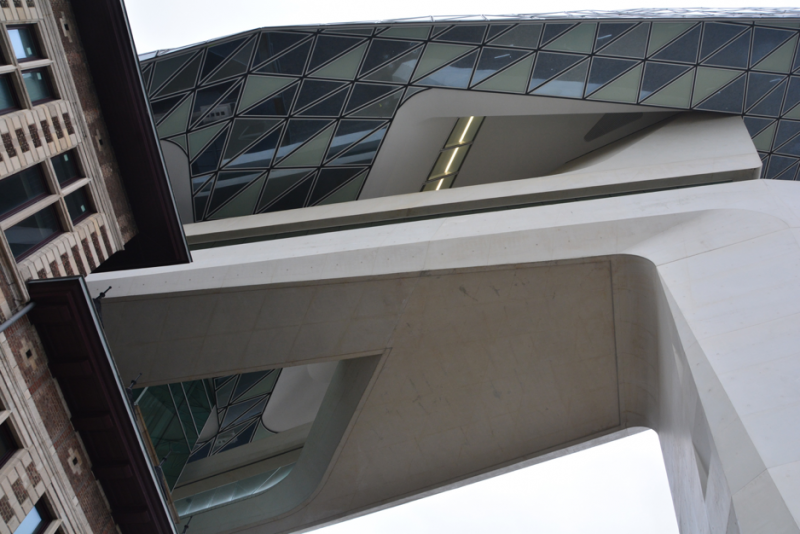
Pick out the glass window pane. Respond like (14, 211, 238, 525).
(0, 166, 48, 219)
(428, 146, 469, 179)
(13, 503, 43, 534)
(0, 424, 16, 466)
(445, 116, 484, 147)
(0, 75, 17, 112)
(22, 69, 54, 103)
(8, 26, 41, 62)
(422, 174, 456, 191)
(64, 188, 92, 222)
(6, 205, 61, 259)
(51, 150, 80, 184)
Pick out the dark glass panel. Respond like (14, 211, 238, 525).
(472, 47, 529, 86)
(253, 31, 308, 66)
(255, 41, 311, 76)
(486, 24, 512, 42)
(155, 53, 202, 96)
(232, 371, 268, 401)
(702, 31, 750, 69)
(191, 129, 227, 175)
(51, 150, 80, 184)
(187, 441, 212, 463)
(150, 53, 193, 95)
(360, 39, 419, 75)
(242, 84, 297, 117)
(297, 87, 349, 117)
(0, 165, 48, 219)
(345, 83, 398, 113)
(220, 397, 262, 429)
(652, 24, 701, 64)
(749, 79, 787, 117)
(150, 94, 184, 124)
(309, 168, 363, 204)
(258, 169, 314, 211)
(207, 38, 255, 83)
(597, 23, 648, 59)
(743, 117, 773, 137)
(529, 52, 583, 91)
(294, 79, 347, 111)
(23, 68, 54, 103)
(700, 22, 746, 60)
(490, 24, 542, 48)
(434, 25, 486, 44)
(262, 172, 315, 212)
(329, 125, 386, 165)
(0, 424, 17, 467)
(221, 118, 281, 165)
(363, 48, 422, 83)
(326, 120, 384, 161)
(7, 204, 60, 259)
(585, 57, 638, 95)
(751, 27, 794, 67)
(64, 187, 92, 222)
(783, 77, 800, 114)
(169, 383, 198, 443)
(776, 136, 800, 158)
(696, 75, 745, 113)
(191, 80, 236, 125)
(308, 35, 363, 71)
(775, 121, 800, 148)
(0, 75, 18, 113)
(8, 26, 42, 61)
(746, 72, 785, 110)
(595, 22, 636, 51)
(541, 23, 575, 45)
(767, 154, 797, 178)
(201, 38, 245, 80)
(640, 62, 691, 100)
(416, 49, 478, 89)
(207, 170, 262, 215)
(276, 119, 331, 161)
(193, 177, 213, 220)
(227, 128, 282, 169)
(219, 419, 259, 453)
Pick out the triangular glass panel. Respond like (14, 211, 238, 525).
(309, 43, 366, 80)
(766, 155, 797, 178)
(150, 52, 193, 95)
(256, 40, 311, 76)
(431, 25, 451, 38)
(348, 91, 402, 118)
(752, 122, 777, 151)
(155, 53, 202, 97)
(167, 134, 188, 154)
(595, 23, 636, 51)
(412, 43, 475, 81)
(157, 96, 192, 138)
(328, 126, 387, 165)
(345, 83, 400, 113)
(783, 77, 800, 114)
(219, 419, 260, 453)
(193, 177, 214, 221)
(191, 79, 236, 125)
(702, 31, 750, 69)
(652, 24, 701, 64)
(746, 72, 786, 111)
(253, 31, 309, 67)
(585, 57, 639, 96)
(222, 118, 281, 165)
(363, 48, 422, 84)
(647, 22, 695, 56)
(276, 119, 332, 162)
(380, 26, 431, 40)
(206, 38, 255, 84)
(188, 122, 226, 160)
(192, 175, 212, 196)
(541, 23, 575, 46)
(253, 423, 275, 442)
(294, 80, 348, 112)
(699, 22, 747, 60)
(776, 137, 800, 158)
(475, 54, 534, 94)
(402, 86, 427, 103)
(323, 27, 373, 36)
(298, 87, 349, 117)
(236, 371, 280, 403)
(749, 80, 787, 117)
(471, 47, 530, 86)
(751, 27, 794, 67)
(743, 116, 774, 137)
(753, 36, 798, 73)
(195, 84, 241, 128)
(309, 168, 365, 204)
(692, 67, 741, 106)
(489, 24, 542, 49)
(597, 23, 649, 59)
(239, 76, 294, 113)
(532, 58, 589, 99)
(696, 75, 745, 113)
(639, 62, 691, 101)
(309, 35, 364, 71)
(187, 441, 212, 463)
(216, 375, 237, 406)
(141, 64, 153, 93)
(486, 24, 513, 42)
(221, 398, 262, 429)
(642, 69, 694, 109)
(326, 120, 384, 161)
(775, 120, 800, 148)
(226, 127, 283, 169)
(528, 52, 584, 91)
(360, 39, 420, 75)
(202, 38, 246, 80)
(589, 63, 643, 103)
(434, 25, 486, 44)
(317, 170, 368, 206)
(232, 372, 269, 401)
(262, 171, 316, 212)
(544, 22, 596, 54)
(242, 85, 298, 117)
(191, 128, 227, 175)
(258, 169, 315, 211)
(416, 49, 478, 88)
(207, 170, 263, 215)
(151, 94, 185, 124)
(208, 172, 267, 220)
(276, 124, 335, 167)
(794, 41, 800, 72)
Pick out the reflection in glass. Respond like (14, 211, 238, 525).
(422, 174, 456, 191)
(445, 116, 484, 148)
(64, 187, 92, 222)
(7, 204, 61, 259)
(0, 165, 48, 219)
(51, 150, 80, 184)
(8, 26, 41, 62)
(0, 75, 18, 113)
(22, 68, 54, 103)
(428, 146, 468, 179)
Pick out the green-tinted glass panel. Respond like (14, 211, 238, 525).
(258, 169, 314, 211)
(0, 165, 47, 218)
(588, 63, 643, 103)
(252, 421, 275, 442)
(309, 42, 366, 80)
(786, 104, 800, 120)
(753, 122, 777, 151)
(184, 380, 213, 429)
(167, 134, 188, 153)
(471, 47, 529, 86)
(412, 43, 474, 81)
(157, 96, 192, 138)
(544, 22, 596, 53)
(363, 48, 422, 84)
(598, 23, 649, 59)
(207, 170, 263, 215)
(474, 54, 534, 94)
(692, 67, 740, 106)
(170, 383, 198, 442)
(317, 169, 367, 205)
(208, 172, 267, 220)
(595, 23, 636, 51)
(7, 205, 60, 259)
(23, 68, 53, 103)
(194, 177, 213, 220)
(235, 371, 280, 403)
(0, 75, 17, 112)
(64, 187, 92, 222)
(643, 69, 694, 108)
(648, 22, 695, 56)
(309, 168, 364, 204)
(416, 49, 478, 88)
(155, 53, 202, 97)
(533, 59, 589, 99)
(51, 150, 80, 184)
(137, 385, 190, 489)
(150, 53, 193, 94)
(445, 116, 484, 148)
(348, 90, 401, 118)
(239, 75, 294, 112)
(226, 128, 282, 169)
(489, 24, 542, 48)
(752, 36, 797, 73)
(207, 38, 256, 83)
(275, 123, 335, 167)
(380, 26, 430, 40)
(188, 122, 226, 160)
(222, 118, 280, 165)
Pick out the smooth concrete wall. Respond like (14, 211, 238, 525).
(89, 180, 800, 533)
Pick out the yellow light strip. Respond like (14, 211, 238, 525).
(444, 147, 458, 174)
(435, 178, 444, 190)
(459, 116, 474, 144)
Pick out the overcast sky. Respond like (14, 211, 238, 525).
(121, 1, 765, 531)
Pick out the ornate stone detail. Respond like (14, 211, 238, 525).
(2, 133, 16, 158)
(62, 113, 74, 136)
(28, 124, 40, 148)
(15, 128, 29, 153)
(40, 120, 52, 143)
(12, 0, 21, 7)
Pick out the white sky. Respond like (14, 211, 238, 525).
(122, 1, 762, 530)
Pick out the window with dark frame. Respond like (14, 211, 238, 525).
(6, 204, 62, 259)
(21, 68, 54, 104)
(12, 499, 51, 534)
(0, 422, 18, 468)
(0, 74, 19, 114)
(64, 187, 92, 223)
(7, 25, 42, 62)
(50, 150, 80, 185)
(0, 165, 49, 220)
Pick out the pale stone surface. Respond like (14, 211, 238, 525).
(90, 179, 800, 534)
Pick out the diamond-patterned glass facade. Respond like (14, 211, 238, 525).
(140, 16, 800, 221)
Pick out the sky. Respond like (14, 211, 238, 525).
(121, 1, 740, 531)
